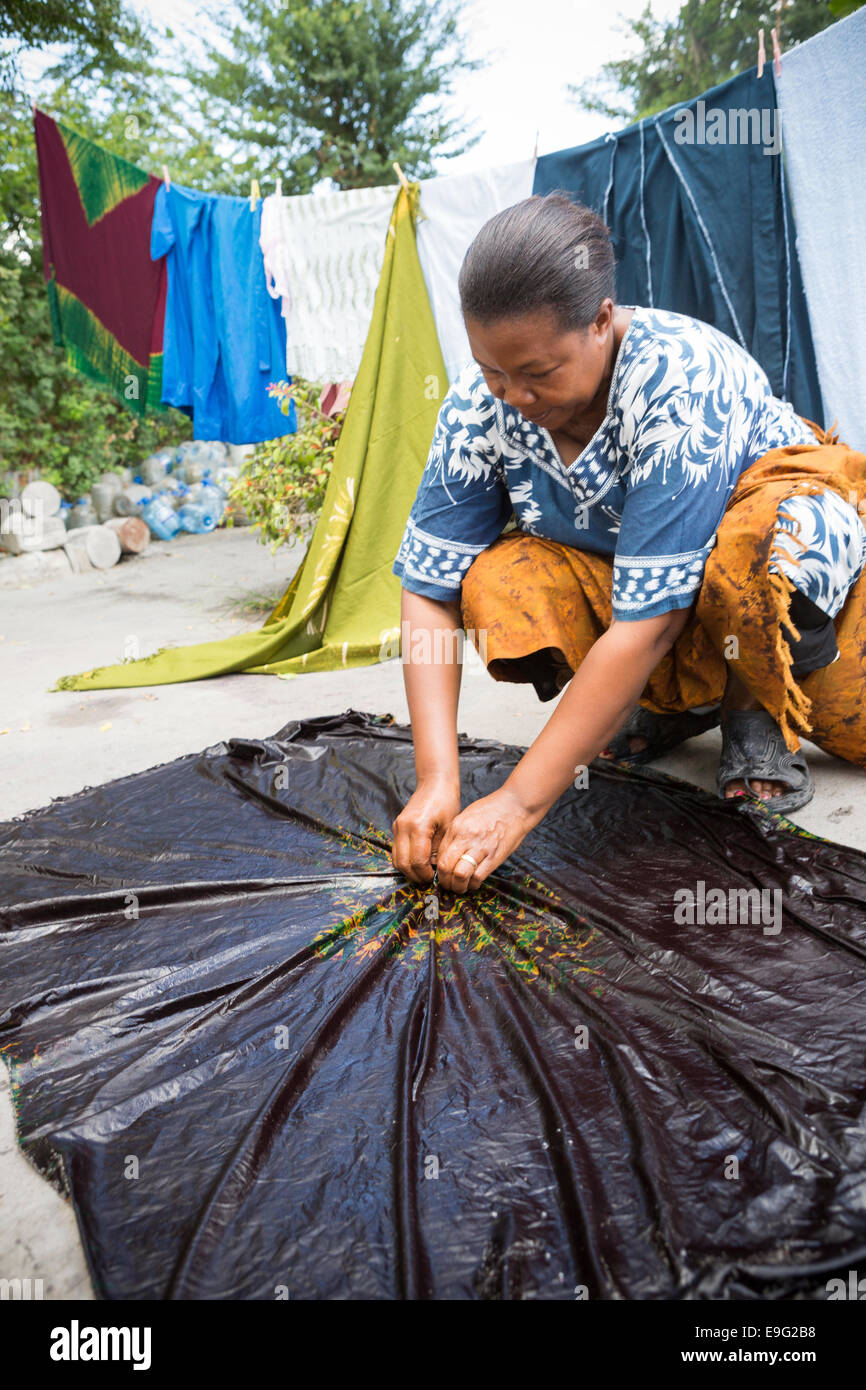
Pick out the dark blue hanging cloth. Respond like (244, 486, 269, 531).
(534, 67, 824, 425)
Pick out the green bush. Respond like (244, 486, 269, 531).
(229, 379, 349, 550)
(0, 253, 189, 500)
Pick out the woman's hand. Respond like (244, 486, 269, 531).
(392, 775, 462, 885)
(435, 785, 537, 894)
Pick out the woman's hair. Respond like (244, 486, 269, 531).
(458, 193, 616, 333)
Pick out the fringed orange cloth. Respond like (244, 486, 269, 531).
(460, 422, 866, 768)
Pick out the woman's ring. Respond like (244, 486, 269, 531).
(457, 852, 479, 868)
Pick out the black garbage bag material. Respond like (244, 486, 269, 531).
(2, 710, 866, 1301)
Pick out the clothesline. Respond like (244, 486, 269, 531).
(33, 19, 863, 448)
(161, 163, 408, 212)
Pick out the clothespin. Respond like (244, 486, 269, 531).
(771, 26, 782, 77)
(757, 29, 766, 79)
(162, 164, 171, 190)
(533, 129, 539, 160)
(250, 178, 261, 211)
(392, 161, 410, 192)
(275, 176, 282, 197)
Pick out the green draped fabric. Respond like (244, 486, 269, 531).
(55, 183, 447, 691)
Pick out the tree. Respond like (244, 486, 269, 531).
(0, 0, 150, 88)
(569, 0, 840, 123)
(191, 0, 482, 192)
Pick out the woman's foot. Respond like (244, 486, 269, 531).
(597, 675, 806, 803)
(601, 732, 648, 758)
(719, 671, 808, 802)
(599, 705, 721, 765)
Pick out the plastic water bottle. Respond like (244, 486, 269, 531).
(185, 479, 223, 508)
(159, 473, 185, 503)
(67, 495, 99, 529)
(141, 495, 181, 540)
(179, 440, 209, 463)
(177, 502, 218, 534)
(91, 482, 118, 522)
(141, 454, 169, 488)
(184, 460, 208, 485)
(113, 484, 152, 516)
(194, 477, 226, 520)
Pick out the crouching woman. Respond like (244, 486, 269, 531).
(390, 195, 866, 893)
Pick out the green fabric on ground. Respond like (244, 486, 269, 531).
(54, 183, 447, 692)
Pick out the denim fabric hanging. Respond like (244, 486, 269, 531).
(534, 67, 824, 426)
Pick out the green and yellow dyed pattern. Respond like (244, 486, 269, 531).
(57, 120, 150, 226)
(310, 824, 607, 997)
(47, 279, 157, 416)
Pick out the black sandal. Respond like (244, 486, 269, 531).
(717, 708, 814, 813)
(603, 704, 721, 766)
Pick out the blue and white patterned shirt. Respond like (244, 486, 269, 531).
(392, 305, 819, 620)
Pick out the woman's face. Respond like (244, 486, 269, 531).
(464, 301, 615, 429)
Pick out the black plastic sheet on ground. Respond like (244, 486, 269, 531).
(1, 710, 866, 1300)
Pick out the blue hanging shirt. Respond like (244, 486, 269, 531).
(151, 184, 296, 444)
(392, 305, 819, 620)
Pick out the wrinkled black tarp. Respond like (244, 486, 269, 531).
(1, 710, 866, 1300)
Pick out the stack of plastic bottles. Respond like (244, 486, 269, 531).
(132, 442, 241, 541)
(169, 441, 235, 536)
(53, 441, 242, 544)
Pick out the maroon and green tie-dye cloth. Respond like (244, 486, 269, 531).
(33, 108, 167, 415)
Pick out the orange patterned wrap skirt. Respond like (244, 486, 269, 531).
(459, 423, 866, 768)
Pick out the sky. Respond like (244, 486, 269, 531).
(133, 0, 685, 175)
(437, 0, 683, 173)
(17, 0, 686, 178)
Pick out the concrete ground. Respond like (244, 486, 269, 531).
(1, 526, 864, 1299)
